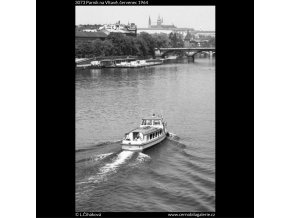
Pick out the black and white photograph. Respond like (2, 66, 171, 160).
(75, 5, 215, 212)
(1, 0, 264, 217)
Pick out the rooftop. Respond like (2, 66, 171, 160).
(142, 114, 163, 120)
(195, 30, 215, 33)
(132, 126, 161, 135)
(75, 31, 108, 38)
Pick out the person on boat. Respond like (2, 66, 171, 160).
(136, 133, 143, 142)
(146, 120, 152, 125)
(125, 134, 130, 140)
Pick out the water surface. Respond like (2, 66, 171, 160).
(76, 58, 215, 212)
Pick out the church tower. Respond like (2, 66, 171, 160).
(157, 14, 162, 27)
(148, 16, 151, 28)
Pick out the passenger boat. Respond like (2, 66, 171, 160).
(165, 55, 178, 60)
(121, 114, 168, 151)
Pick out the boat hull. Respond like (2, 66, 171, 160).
(121, 134, 166, 151)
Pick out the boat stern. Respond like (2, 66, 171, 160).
(121, 144, 143, 151)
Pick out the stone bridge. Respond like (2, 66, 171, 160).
(154, 47, 215, 61)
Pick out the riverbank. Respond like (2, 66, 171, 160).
(76, 57, 215, 212)
(76, 57, 164, 70)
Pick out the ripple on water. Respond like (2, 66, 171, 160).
(76, 59, 215, 211)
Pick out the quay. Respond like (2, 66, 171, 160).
(76, 56, 164, 69)
(75, 46, 216, 70)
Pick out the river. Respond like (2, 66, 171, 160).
(75, 57, 215, 212)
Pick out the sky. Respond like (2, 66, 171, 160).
(76, 6, 215, 31)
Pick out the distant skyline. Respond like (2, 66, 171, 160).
(76, 6, 215, 31)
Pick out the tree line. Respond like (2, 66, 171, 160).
(75, 32, 184, 58)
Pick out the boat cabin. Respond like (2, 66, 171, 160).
(124, 126, 163, 143)
(121, 114, 168, 150)
(140, 118, 163, 128)
(123, 115, 165, 143)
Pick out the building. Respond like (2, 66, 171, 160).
(82, 29, 98, 32)
(75, 21, 137, 40)
(195, 31, 215, 38)
(148, 15, 176, 29)
(75, 31, 108, 41)
(138, 15, 194, 36)
(184, 31, 213, 47)
(138, 15, 215, 39)
(76, 24, 103, 32)
(98, 21, 137, 36)
(184, 31, 193, 47)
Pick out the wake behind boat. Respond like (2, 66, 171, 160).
(121, 114, 168, 151)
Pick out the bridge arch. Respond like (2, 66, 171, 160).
(160, 49, 185, 58)
(154, 47, 215, 59)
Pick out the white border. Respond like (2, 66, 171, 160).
(0, 0, 36, 218)
(2, 0, 290, 217)
(255, 0, 290, 217)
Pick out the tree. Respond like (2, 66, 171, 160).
(152, 33, 170, 48)
(75, 41, 94, 58)
(135, 37, 149, 57)
(101, 40, 114, 56)
(91, 39, 104, 56)
(75, 31, 177, 58)
(208, 37, 215, 47)
(138, 32, 156, 57)
(107, 33, 136, 56)
(169, 32, 184, 48)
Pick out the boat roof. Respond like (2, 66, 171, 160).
(142, 115, 163, 120)
(132, 126, 161, 135)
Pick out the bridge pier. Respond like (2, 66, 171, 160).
(209, 51, 213, 58)
(154, 49, 162, 59)
(155, 47, 215, 62)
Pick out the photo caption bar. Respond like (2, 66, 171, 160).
(75, 0, 149, 6)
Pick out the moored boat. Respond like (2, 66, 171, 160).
(121, 114, 168, 151)
(165, 55, 178, 60)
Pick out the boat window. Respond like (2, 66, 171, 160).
(146, 120, 152, 125)
(153, 120, 161, 125)
(141, 120, 146, 125)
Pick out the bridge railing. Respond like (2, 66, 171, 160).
(155, 47, 215, 50)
